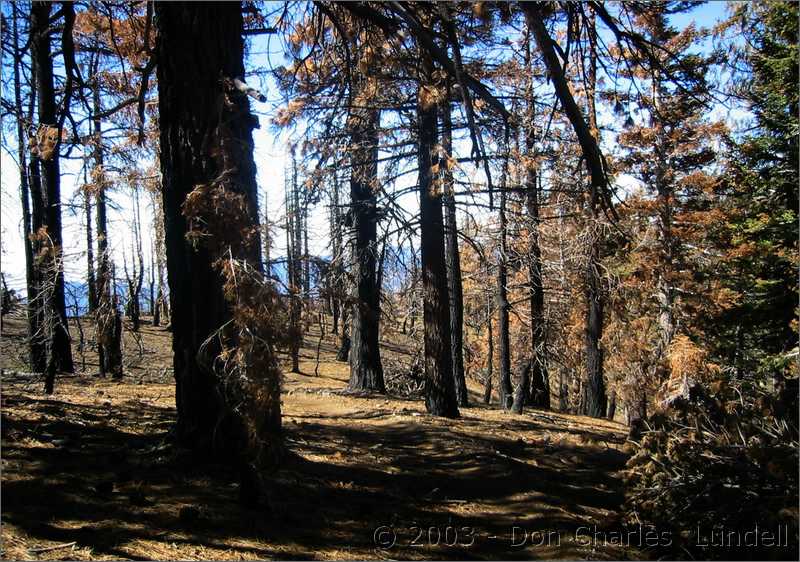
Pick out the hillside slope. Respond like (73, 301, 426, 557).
(1, 315, 636, 560)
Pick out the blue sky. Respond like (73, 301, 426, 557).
(1, 1, 743, 296)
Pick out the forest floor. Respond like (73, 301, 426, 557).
(1, 312, 639, 560)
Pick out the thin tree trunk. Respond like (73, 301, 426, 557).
(582, 13, 607, 418)
(263, 189, 271, 275)
(515, 54, 550, 412)
(497, 165, 512, 410)
(11, 5, 45, 372)
(441, 90, 468, 407)
(336, 307, 351, 362)
(653, 74, 675, 375)
(483, 288, 493, 404)
(287, 145, 301, 372)
(151, 237, 160, 326)
(303, 197, 310, 304)
(418, 55, 458, 418)
(152, 189, 167, 327)
(330, 172, 342, 335)
(91, 59, 121, 377)
(84, 188, 97, 314)
(130, 186, 144, 331)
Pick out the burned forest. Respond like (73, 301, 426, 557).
(0, 1, 797, 561)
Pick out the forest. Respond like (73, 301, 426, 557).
(0, 1, 797, 560)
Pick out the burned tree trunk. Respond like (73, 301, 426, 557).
(31, 1, 74, 388)
(336, 307, 351, 362)
(108, 262, 123, 381)
(418, 56, 458, 418)
(515, 66, 549, 412)
(287, 145, 301, 372)
(483, 288, 494, 405)
(92, 69, 122, 378)
(11, 5, 45, 373)
(329, 171, 343, 335)
(84, 190, 97, 314)
(441, 93, 468, 407)
(152, 190, 167, 327)
(347, 104, 385, 393)
(497, 170, 512, 410)
(582, 14, 607, 418)
(155, 2, 279, 457)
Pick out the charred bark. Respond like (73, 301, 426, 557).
(418, 56, 458, 418)
(347, 105, 385, 393)
(11, 5, 45, 372)
(92, 68, 122, 378)
(31, 1, 74, 387)
(441, 93, 468, 407)
(155, 2, 277, 455)
(582, 14, 607, 418)
(497, 174, 512, 410)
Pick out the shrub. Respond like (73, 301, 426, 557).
(624, 376, 798, 560)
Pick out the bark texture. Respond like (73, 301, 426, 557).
(441, 96, 468, 407)
(418, 58, 458, 418)
(347, 105, 385, 392)
(31, 0, 74, 388)
(155, 2, 275, 454)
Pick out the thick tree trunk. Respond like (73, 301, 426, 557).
(418, 58, 458, 418)
(511, 362, 531, 414)
(347, 105, 385, 393)
(155, 2, 278, 455)
(31, 1, 74, 388)
(525, 186, 549, 410)
(627, 392, 647, 439)
(441, 95, 469, 407)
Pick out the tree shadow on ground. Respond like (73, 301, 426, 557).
(2, 379, 637, 560)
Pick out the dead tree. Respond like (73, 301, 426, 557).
(513, 41, 549, 413)
(346, 99, 385, 393)
(10, 4, 45, 372)
(418, 53, 458, 418)
(441, 87, 468, 407)
(286, 145, 302, 372)
(497, 155, 512, 410)
(155, 2, 281, 463)
(90, 53, 123, 378)
(31, 0, 74, 387)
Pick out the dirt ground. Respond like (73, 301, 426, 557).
(1, 312, 638, 560)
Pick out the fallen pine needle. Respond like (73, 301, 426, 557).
(28, 541, 77, 553)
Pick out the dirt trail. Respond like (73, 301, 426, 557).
(1, 316, 637, 560)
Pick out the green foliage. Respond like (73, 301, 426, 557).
(714, 0, 799, 379)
